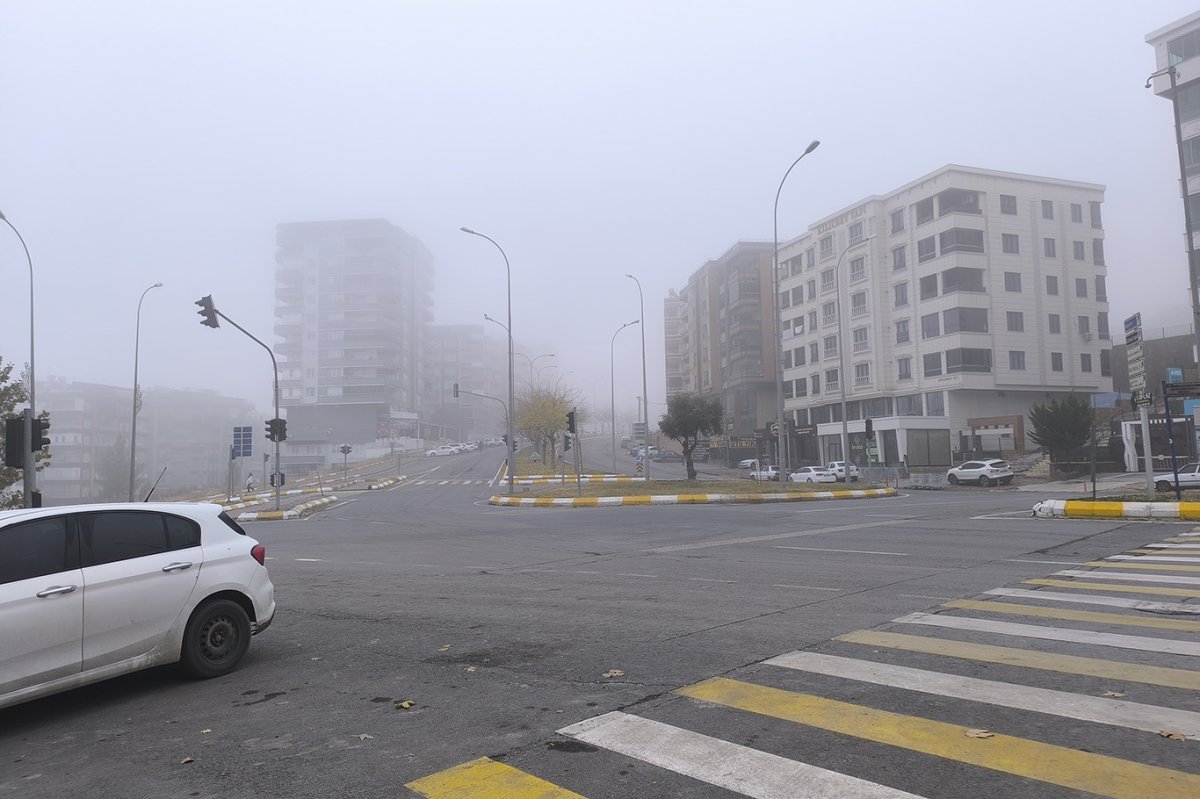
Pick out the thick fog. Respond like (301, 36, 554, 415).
(1, 1, 1196, 415)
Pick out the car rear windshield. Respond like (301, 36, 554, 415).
(990, 462, 1009, 469)
(219, 510, 249, 536)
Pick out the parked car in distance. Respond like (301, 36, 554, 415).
(826, 461, 860, 482)
(0, 502, 275, 711)
(748, 465, 781, 481)
(737, 458, 760, 470)
(946, 458, 1014, 486)
(789, 466, 837, 483)
(426, 445, 457, 457)
(652, 449, 683, 462)
(619, 436, 632, 449)
(1154, 462, 1200, 492)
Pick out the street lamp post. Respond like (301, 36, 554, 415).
(834, 236, 874, 472)
(610, 319, 639, 473)
(0, 211, 37, 507)
(625, 274, 650, 480)
(514, 352, 555, 389)
(772, 140, 820, 475)
(465, 226, 516, 494)
(129, 282, 163, 501)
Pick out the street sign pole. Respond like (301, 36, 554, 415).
(1126, 313, 1156, 496)
(1164, 380, 1183, 500)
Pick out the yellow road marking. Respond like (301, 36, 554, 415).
(1129, 549, 1200, 555)
(1087, 560, 1200, 572)
(943, 598, 1200, 631)
(1025, 578, 1200, 597)
(676, 677, 1200, 798)
(406, 757, 588, 798)
(836, 629, 1200, 690)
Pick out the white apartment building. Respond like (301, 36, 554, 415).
(777, 165, 1113, 468)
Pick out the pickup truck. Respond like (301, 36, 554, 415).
(747, 465, 781, 481)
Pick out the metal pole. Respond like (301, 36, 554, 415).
(1, 214, 36, 507)
(1140, 403, 1155, 496)
(129, 282, 162, 501)
(626, 274, 650, 480)
(1164, 381, 1182, 499)
(772, 140, 820, 475)
(610, 320, 638, 473)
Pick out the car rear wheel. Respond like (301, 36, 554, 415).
(947, 474, 959, 485)
(180, 598, 252, 679)
(979, 475, 992, 487)
(1157, 480, 1173, 493)
(806, 478, 815, 483)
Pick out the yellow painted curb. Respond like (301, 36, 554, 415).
(1034, 499, 1200, 520)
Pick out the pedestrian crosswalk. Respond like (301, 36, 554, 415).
(405, 528, 1200, 798)
(405, 478, 493, 486)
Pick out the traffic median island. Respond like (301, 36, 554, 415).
(236, 495, 339, 521)
(489, 485, 896, 508)
(1034, 498, 1200, 520)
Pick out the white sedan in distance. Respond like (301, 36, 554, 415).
(789, 466, 837, 483)
(0, 502, 275, 711)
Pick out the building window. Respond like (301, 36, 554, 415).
(795, 346, 806, 366)
(938, 188, 982, 216)
(1041, 199, 1054, 220)
(943, 307, 988, 333)
(1043, 238, 1056, 258)
(825, 368, 840, 391)
(822, 301, 837, 326)
(1007, 311, 1024, 332)
(850, 256, 866, 282)
(812, 373, 820, 395)
(946, 348, 993, 373)
(1096, 276, 1107, 302)
(1046, 275, 1058, 295)
(783, 349, 793, 369)
(916, 197, 935, 225)
(819, 235, 833, 259)
(848, 221, 864, 243)
(939, 227, 985, 254)
(919, 274, 938, 300)
(1073, 240, 1085, 260)
(897, 393, 922, 414)
(807, 279, 816, 301)
(1009, 350, 1026, 370)
(783, 380, 793, 399)
(896, 319, 910, 344)
(795, 377, 807, 396)
(781, 289, 791, 309)
(852, 326, 869, 352)
(1081, 353, 1093, 373)
(821, 268, 835, 291)
(1071, 203, 1083, 223)
(1075, 278, 1087, 298)
(926, 391, 945, 416)
(1078, 315, 1090, 335)
(1002, 233, 1020, 254)
(854, 362, 871, 386)
(898, 357, 912, 381)
(850, 291, 867, 316)
(1004, 272, 1022, 292)
(921, 313, 941, 339)
(808, 310, 817, 331)
(806, 248, 815, 267)
(1090, 201, 1103, 229)
(941, 266, 985, 293)
(1093, 239, 1105, 265)
(891, 209, 905, 234)
(1051, 352, 1064, 372)
(917, 236, 936, 262)
(1100, 349, 1112, 376)
(894, 283, 908, 308)
(1000, 194, 1017, 215)
(1049, 313, 1061, 334)
(824, 335, 839, 357)
(1098, 311, 1110, 340)
(923, 352, 943, 377)
(892, 246, 907, 271)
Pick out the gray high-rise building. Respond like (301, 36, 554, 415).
(274, 219, 433, 450)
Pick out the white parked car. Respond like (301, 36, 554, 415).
(747, 466, 781, 481)
(0, 502, 275, 710)
(826, 461, 860, 482)
(426, 445, 457, 457)
(789, 466, 837, 484)
(1154, 462, 1200, 492)
(737, 458, 759, 470)
(946, 458, 1014, 486)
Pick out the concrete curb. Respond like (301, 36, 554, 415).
(367, 476, 405, 489)
(489, 487, 897, 507)
(237, 495, 339, 521)
(1033, 499, 1200, 520)
(515, 476, 647, 485)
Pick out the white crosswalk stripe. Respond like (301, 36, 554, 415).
(986, 586, 1200, 614)
(1055, 568, 1200, 585)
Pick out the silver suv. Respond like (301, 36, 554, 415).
(947, 458, 1014, 487)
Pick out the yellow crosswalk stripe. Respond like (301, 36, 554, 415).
(1130, 549, 1200, 555)
(1024, 578, 1200, 597)
(1087, 560, 1200, 572)
(406, 756, 588, 798)
(943, 598, 1200, 631)
(835, 629, 1200, 690)
(676, 677, 1200, 799)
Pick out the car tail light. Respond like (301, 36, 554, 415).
(251, 544, 266, 565)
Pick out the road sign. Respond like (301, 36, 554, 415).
(1132, 389, 1152, 407)
(1130, 373, 1147, 392)
(1164, 381, 1200, 397)
(232, 426, 253, 458)
(1127, 342, 1143, 363)
(1124, 312, 1142, 334)
(769, 422, 780, 436)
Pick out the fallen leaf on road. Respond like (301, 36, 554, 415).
(465, 666, 476, 673)
(311, 657, 322, 662)
(1103, 691, 1126, 698)
(438, 645, 450, 652)
(356, 734, 374, 741)
(200, 729, 212, 735)
(395, 700, 415, 710)
(964, 729, 994, 739)
(1160, 730, 1188, 741)
(601, 670, 624, 678)
(180, 757, 195, 765)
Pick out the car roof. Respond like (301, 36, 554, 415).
(0, 502, 225, 525)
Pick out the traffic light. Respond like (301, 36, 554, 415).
(270, 473, 286, 487)
(195, 295, 219, 328)
(265, 417, 288, 442)
(4, 417, 23, 468)
(864, 418, 874, 439)
(31, 417, 49, 451)
(453, 382, 459, 398)
(564, 432, 572, 452)
(567, 409, 576, 434)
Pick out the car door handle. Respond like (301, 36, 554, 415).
(162, 562, 193, 573)
(36, 585, 77, 598)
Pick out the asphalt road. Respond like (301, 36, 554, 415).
(3, 449, 1198, 798)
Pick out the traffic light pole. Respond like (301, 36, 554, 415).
(212, 309, 281, 512)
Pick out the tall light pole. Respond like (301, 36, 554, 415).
(625, 274, 650, 480)
(611, 319, 639, 473)
(514, 352, 555, 389)
(465, 226, 516, 494)
(772, 139, 820, 474)
(0, 211, 37, 507)
(129, 282, 163, 501)
(834, 236, 874, 471)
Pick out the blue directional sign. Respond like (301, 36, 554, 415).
(232, 426, 253, 458)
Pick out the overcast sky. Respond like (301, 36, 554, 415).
(2, 1, 1197, 418)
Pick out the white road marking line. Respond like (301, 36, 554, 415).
(766, 651, 1200, 738)
(1144, 542, 1200, 549)
(898, 594, 959, 601)
(559, 711, 924, 799)
(774, 546, 910, 556)
(894, 611, 1200, 657)
(294, 558, 322, 562)
(986, 587, 1200, 615)
(1005, 559, 1085, 565)
(772, 584, 843, 591)
(1107, 554, 1200, 563)
(1055, 568, 1200, 585)
(573, 570, 603, 575)
(689, 577, 737, 584)
(652, 520, 899, 553)
(615, 573, 659, 578)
